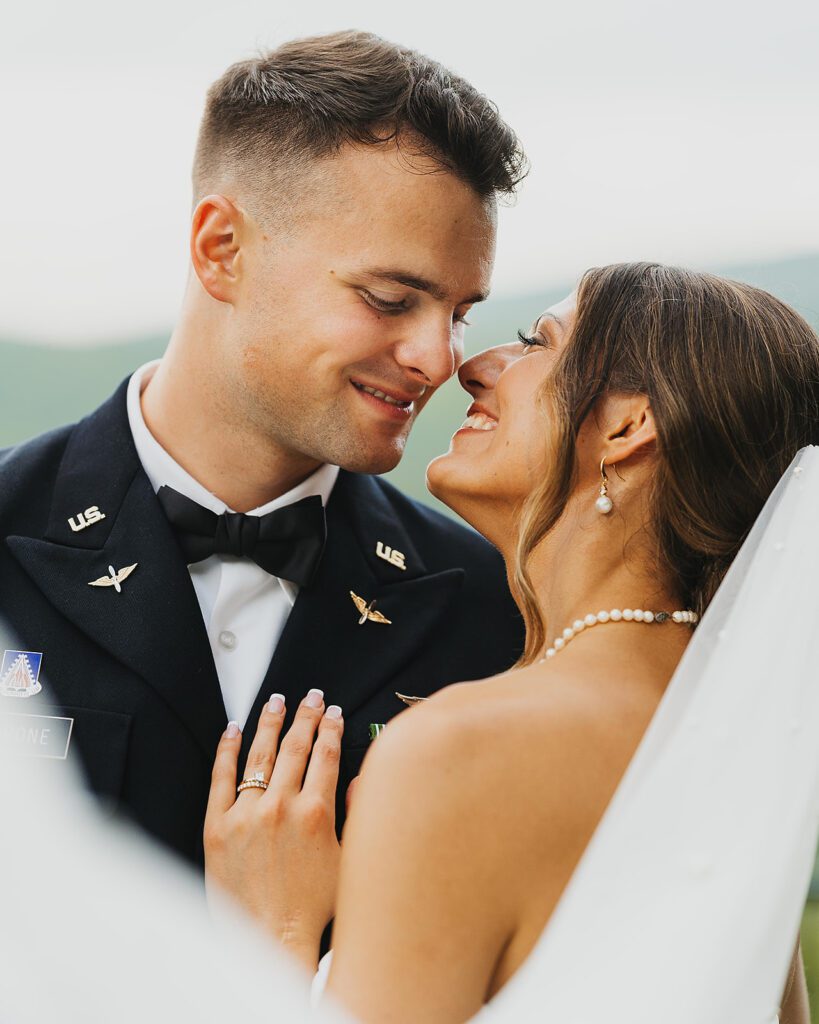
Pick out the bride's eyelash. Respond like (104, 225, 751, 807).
(517, 328, 545, 348)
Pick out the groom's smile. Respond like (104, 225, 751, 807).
(350, 378, 425, 418)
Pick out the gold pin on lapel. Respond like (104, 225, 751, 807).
(395, 692, 428, 706)
(350, 591, 392, 626)
(68, 506, 106, 533)
(88, 563, 138, 594)
(376, 541, 407, 571)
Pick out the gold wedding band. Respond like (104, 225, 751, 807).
(237, 770, 269, 794)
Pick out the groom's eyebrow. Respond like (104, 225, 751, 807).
(366, 268, 488, 305)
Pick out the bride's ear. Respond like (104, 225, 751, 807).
(598, 393, 657, 467)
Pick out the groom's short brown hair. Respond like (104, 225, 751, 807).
(192, 31, 526, 213)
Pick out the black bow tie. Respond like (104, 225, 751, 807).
(156, 485, 327, 588)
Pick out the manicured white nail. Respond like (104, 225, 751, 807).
(267, 694, 285, 714)
(226, 720, 240, 738)
(325, 705, 343, 720)
(305, 688, 324, 709)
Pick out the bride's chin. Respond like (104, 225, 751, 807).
(427, 452, 519, 557)
(426, 452, 487, 535)
(427, 451, 467, 511)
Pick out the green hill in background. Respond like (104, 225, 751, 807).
(1, 253, 817, 519)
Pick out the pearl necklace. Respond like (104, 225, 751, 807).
(539, 607, 699, 661)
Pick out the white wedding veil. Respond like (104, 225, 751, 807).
(478, 446, 819, 1023)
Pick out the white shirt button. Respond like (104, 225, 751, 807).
(218, 630, 237, 651)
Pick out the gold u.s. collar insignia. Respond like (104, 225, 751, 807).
(350, 591, 392, 625)
(376, 541, 407, 571)
(68, 505, 106, 533)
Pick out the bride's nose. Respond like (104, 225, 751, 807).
(458, 343, 521, 402)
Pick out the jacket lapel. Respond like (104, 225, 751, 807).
(239, 472, 464, 759)
(5, 382, 225, 760)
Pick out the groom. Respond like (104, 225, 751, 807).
(0, 32, 525, 866)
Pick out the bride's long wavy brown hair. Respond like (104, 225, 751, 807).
(514, 263, 819, 666)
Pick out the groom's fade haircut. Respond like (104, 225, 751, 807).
(192, 31, 527, 219)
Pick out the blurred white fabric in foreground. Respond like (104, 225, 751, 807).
(0, 739, 349, 1024)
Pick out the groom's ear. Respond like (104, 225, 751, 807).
(189, 194, 243, 305)
(599, 393, 658, 467)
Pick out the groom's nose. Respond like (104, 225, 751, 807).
(392, 317, 463, 389)
(458, 343, 521, 400)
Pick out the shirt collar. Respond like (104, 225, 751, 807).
(126, 360, 340, 516)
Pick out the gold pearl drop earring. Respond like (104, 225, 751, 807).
(596, 458, 613, 515)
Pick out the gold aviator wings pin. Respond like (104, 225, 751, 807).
(88, 563, 138, 594)
(395, 692, 428, 706)
(350, 591, 392, 626)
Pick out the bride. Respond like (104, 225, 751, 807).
(203, 262, 819, 1022)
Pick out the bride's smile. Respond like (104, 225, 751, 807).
(427, 293, 575, 540)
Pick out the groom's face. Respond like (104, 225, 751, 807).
(226, 141, 496, 475)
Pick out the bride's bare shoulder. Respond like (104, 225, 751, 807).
(360, 661, 656, 834)
(338, 663, 655, 977)
(335, 662, 663, 997)
(385, 660, 653, 752)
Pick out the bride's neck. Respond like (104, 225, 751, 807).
(505, 506, 683, 648)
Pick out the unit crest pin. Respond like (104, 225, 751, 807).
(1, 650, 44, 699)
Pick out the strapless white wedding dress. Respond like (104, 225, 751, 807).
(312, 952, 780, 1023)
(312, 952, 334, 1006)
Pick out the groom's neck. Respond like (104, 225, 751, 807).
(141, 320, 321, 513)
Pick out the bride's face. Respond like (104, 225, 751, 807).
(427, 293, 576, 536)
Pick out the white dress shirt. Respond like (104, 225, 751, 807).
(126, 361, 339, 727)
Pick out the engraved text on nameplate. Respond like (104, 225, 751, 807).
(0, 712, 74, 759)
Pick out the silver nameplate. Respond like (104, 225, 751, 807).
(0, 712, 74, 760)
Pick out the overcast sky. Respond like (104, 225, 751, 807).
(2, 0, 817, 345)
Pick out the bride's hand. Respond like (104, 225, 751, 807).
(204, 690, 343, 971)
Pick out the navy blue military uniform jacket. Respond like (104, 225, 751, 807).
(0, 380, 524, 867)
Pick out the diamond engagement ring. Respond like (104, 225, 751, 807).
(237, 770, 269, 794)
